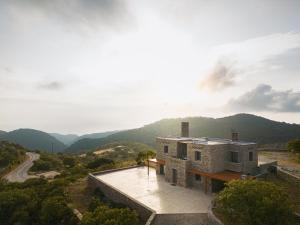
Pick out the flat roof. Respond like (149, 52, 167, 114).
(95, 167, 212, 213)
(157, 137, 256, 146)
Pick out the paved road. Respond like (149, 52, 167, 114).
(4, 152, 40, 182)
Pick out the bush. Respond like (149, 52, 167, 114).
(31, 160, 51, 171)
(288, 138, 300, 157)
(215, 179, 295, 225)
(80, 205, 139, 225)
(86, 158, 114, 169)
(40, 196, 78, 225)
(62, 157, 76, 167)
(135, 150, 156, 164)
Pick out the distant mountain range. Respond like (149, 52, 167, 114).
(0, 129, 66, 152)
(0, 129, 119, 152)
(49, 131, 118, 146)
(2, 114, 300, 153)
(65, 114, 300, 153)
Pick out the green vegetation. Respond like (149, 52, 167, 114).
(0, 141, 26, 176)
(86, 158, 114, 169)
(288, 137, 300, 158)
(215, 180, 296, 225)
(79, 188, 139, 225)
(66, 114, 300, 152)
(135, 150, 156, 165)
(80, 204, 138, 225)
(31, 153, 63, 172)
(265, 173, 300, 214)
(0, 178, 78, 225)
(0, 140, 147, 225)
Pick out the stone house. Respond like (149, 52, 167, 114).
(150, 122, 258, 193)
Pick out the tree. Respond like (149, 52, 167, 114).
(63, 157, 76, 167)
(40, 196, 78, 225)
(86, 158, 114, 169)
(215, 180, 294, 225)
(287, 138, 300, 156)
(80, 205, 139, 225)
(135, 150, 156, 165)
(0, 189, 39, 225)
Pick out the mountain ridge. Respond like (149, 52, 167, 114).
(65, 113, 300, 153)
(0, 129, 66, 152)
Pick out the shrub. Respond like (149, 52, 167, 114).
(86, 158, 114, 169)
(215, 179, 295, 225)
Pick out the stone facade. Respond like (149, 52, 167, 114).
(156, 136, 258, 193)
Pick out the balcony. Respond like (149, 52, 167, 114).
(166, 155, 190, 168)
(225, 161, 242, 172)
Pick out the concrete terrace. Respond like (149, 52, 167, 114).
(95, 167, 212, 214)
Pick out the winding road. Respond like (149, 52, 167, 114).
(4, 152, 40, 182)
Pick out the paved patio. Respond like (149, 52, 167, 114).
(95, 167, 212, 213)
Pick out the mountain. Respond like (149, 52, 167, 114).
(49, 131, 119, 146)
(75, 131, 119, 141)
(0, 129, 66, 152)
(66, 114, 300, 153)
(0, 130, 6, 138)
(50, 133, 79, 146)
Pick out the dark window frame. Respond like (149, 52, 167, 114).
(249, 152, 253, 161)
(164, 145, 168, 154)
(195, 174, 201, 181)
(195, 151, 201, 161)
(230, 151, 239, 163)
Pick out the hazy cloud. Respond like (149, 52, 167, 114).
(226, 84, 300, 112)
(37, 81, 64, 90)
(200, 60, 237, 91)
(6, 0, 133, 31)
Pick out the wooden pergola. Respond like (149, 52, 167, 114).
(148, 158, 165, 165)
(188, 169, 250, 193)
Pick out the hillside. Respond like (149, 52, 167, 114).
(66, 114, 300, 153)
(0, 141, 26, 176)
(49, 131, 119, 146)
(50, 133, 79, 146)
(0, 129, 66, 152)
(74, 131, 119, 142)
(0, 130, 6, 136)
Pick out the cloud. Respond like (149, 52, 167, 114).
(6, 0, 133, 31)
(213, 32, 300, 70)
(199, 60, 237, 91)
(226, 84, 300, 112)
(37, 81, 64, 90)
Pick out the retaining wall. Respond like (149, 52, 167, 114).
(88, 167, 154, 224)
(88, 167, 223, 225)
(277, 167, 300, 187)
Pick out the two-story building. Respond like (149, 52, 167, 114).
(151, 122, 258, 193)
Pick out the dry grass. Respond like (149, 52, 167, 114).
(265, 174, 300, 214)
(66, 178, 94, 213)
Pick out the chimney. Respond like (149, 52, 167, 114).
(232, 132, 239, 141)
(181, 122, 189, 137)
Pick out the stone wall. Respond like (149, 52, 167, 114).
(88, 172, 154, 224)
(165, 156, 191, 187)
(277, 167, 300, 187)
(156, 138, 179, 161)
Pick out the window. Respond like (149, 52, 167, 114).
(164, 145, 168, 154)
(249, 152, 253, 161)
(195, 151, 201, 161)
(230, 151, 239, 163)
(195, 174, 201, 181)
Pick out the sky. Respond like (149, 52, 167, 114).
(0, 0, 300, 134)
